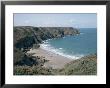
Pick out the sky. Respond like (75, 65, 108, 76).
(14, 13, 97, 28)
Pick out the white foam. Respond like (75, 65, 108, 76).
(80, 33, 84, 35)
(59, 48, 63, 50)
(40, 43, 83, 60)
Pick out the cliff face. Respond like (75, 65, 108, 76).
(14, 26, 80, 49)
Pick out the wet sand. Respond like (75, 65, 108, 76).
(27, 48, 73, 69)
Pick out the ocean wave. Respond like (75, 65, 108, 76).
(59, 48, 63, 50)
(80, 33, 84, 35)
(40, 43, 84, 60)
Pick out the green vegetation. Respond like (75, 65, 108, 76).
(14, 54, 97, 75)
(14, 65, 53, 75)
(58, 54, 97, 75)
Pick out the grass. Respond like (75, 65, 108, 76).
(59, 54, 97, 75)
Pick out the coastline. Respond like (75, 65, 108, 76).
(27, 47, 73, 69)
(13, 26, 97, 75)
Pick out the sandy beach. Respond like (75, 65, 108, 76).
(27, 47, 73, 69)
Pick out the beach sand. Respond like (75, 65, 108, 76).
(27, 48, 73, 69)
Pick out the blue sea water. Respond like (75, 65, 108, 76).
(40, 28, 97, 59)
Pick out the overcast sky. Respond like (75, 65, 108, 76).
(14, 13, 97, 28)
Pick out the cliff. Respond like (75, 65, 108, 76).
(14, 26, 80, 49)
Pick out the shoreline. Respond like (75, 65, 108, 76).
(40, 43, 83, 60)
(27, 47, 73, 69)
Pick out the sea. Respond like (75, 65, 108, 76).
(40, 28, 97, 59)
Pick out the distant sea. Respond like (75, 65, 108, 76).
(40, 28, 97, 59)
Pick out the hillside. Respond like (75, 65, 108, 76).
(14, 54, 97, 75)
(57, 54, 97, 75)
